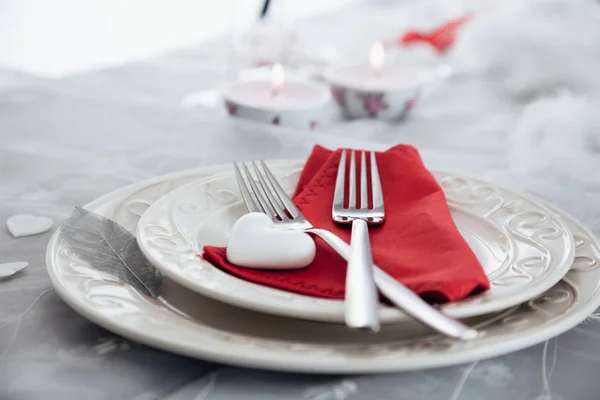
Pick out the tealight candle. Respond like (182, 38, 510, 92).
(224, 63, 330, 130)
(324, 42, 422, 120)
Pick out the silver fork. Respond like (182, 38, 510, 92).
(233, 160, 479, 340)
(333, 150, 384, 224)
(333, 150, 381, 332)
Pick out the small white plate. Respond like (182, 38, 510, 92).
(46, 163, 600, 373)
(136, 160, 575, 324)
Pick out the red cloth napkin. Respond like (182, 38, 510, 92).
(203, 145, 489, 303)
(399, 15, 472, 53)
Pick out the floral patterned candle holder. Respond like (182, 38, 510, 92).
(323, 42, 422, 120)
(224, 63, 330, 130)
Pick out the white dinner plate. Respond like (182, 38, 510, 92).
(46, 163, 600, 373)
(136, 160, 575, 323)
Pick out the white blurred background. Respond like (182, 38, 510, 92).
(0, 0, 355, 77)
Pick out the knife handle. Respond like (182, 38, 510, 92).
(309, 228, 478, 340)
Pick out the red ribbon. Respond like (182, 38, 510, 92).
(399, 15, 471, 53)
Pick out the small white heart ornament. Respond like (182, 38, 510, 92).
(226, 213, 316, 270)
(0, 262, 28, 279)
(6, 214, 53, 238)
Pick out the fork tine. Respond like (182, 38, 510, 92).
(234, 162, 262, 213)
(259, 160, 301, 218)
(348, 150, 357, 209)
(360, 151, 368, 209)
(241, 162, 277, 219)
(252, 161, 287, 220)
(332, 150, 346, 210)
(259, 163, 286, 213)
(370, 152, 384, 209)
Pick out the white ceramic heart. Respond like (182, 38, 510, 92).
(6, 214, 53, 238)
(226, 213, 316, 270)
(0, 262, 28, 279)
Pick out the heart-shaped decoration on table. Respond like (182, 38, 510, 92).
(0, 261, 28, 279)
(6, 214, 54, 238)
(225, 213, 316, 270)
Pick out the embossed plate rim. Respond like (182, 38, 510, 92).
(46, 163, 598, 373)
(136, 161, 575, 323)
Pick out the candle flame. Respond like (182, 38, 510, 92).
(369, 41, 385, 72)
(270, 63, 284, 96)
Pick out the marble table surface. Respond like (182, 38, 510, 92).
(2, 1, 600, 399)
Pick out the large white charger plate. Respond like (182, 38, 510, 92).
(136, 160, 575, 324)
(47, 163, 600, 373)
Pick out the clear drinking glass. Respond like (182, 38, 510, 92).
(181, 0, 298, 110)
(228, 0, 298, 71)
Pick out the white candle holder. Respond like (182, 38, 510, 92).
(323, 65, 422, 120)
(224, 93, 329, 130)
(223, 65, 331, 130)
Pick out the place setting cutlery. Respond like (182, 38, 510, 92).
(333, 150, 381, 333)
(233, 152, 477, 339)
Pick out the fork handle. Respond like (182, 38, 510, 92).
(308, 229, 479, 340)
(345, 220, 380, 332)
